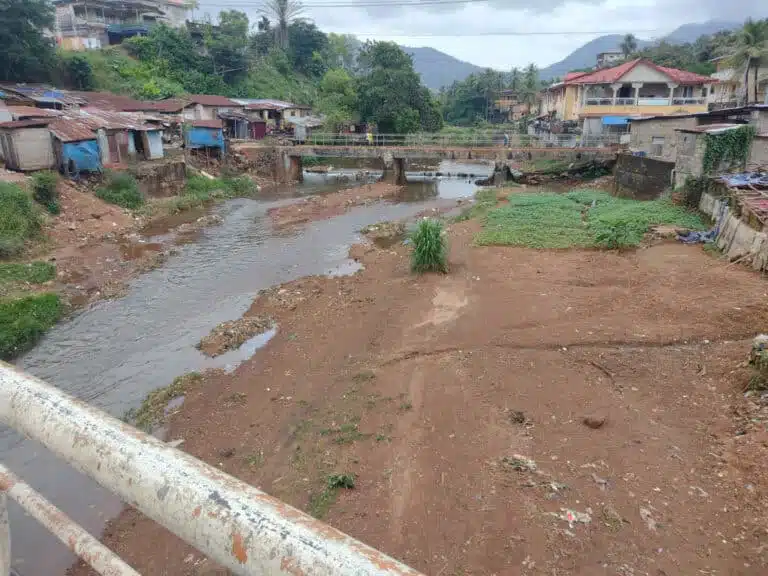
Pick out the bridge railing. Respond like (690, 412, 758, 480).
(0, 362, 423, 576)
(296, 132, 621, 149)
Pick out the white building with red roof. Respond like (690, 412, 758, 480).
(538, 58, 717, 140)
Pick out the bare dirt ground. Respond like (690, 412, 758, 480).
(71, 216, 768, 575)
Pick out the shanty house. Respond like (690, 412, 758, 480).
(81, 109, 164, 164)
(235, 99, 312, 129)
(49, 118, 101, 175)
(142, 95, 241, 121)
(184, 119, 224, 151)
(0, 120, 55, 170)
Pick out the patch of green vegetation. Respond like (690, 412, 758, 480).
(31, 171, 60, 215)
(0, 262, 55, 286)
(398, 400, 413, 412)
(126, 372, 203, 431)
(245, 451, 264, 469)
(0, 183, 42, 259)
(142, 173, 258, 217)
(411, 218, 448, 274)
(351, 369, 376, 384)
(96, 172, 144, 209)
(475, 189, 706, 249)
(0, 293, 62, 360)
(308, 473, 356, 519)
(320, 422, 369, 445)
(454, 188, 499, 222)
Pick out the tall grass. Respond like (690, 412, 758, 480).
(0, 183, 42, 258)
(31, 171, 60, 215)
(0, 293, 62, 360)
(96, 171, 144, 209)
(411, 219, 448, 273)
(476, 189, 705, 249)
(142, 173, 258, 216)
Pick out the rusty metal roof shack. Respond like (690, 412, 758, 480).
(49, 117, 101, 174)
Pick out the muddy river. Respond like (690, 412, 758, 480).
(3, 160, 491, 575)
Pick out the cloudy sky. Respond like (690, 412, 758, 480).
(200, 0, 764, 70)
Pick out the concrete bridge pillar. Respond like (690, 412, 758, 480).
(277, 151, 303, 183)
(381, 156, 407, 185)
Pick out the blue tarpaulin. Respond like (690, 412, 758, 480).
(61, 140, 101, 173)
(186, 126, 224, 149)
(602, 116, 630, 125)
(717, 172, 768, 188)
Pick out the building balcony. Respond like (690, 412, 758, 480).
(579, 99, 709, 117)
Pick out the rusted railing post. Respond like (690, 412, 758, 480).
(0, 363, 423, 576)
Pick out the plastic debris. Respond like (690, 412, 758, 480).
(502, 454, 537, 472)
(677, 229, 717, 244)
(551, 508, 592, 529)
(591, 473, 609, 490)
(639, 507, 657, 532)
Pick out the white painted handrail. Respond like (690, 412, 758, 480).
(0, 362, 423, 576)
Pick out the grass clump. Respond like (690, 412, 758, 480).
(0, 293, 62, 360)
(308, 473, 356, 518)
(454, 188, 499, 222)
(144, 173, 258, 216)
(31, 171, 60, 215)
(410, 218, 448, 273)
(0, 183, 42, 258)
(96, 172, 144, 209)
(476, 189, 706, 250)
(0, 261, 55, 288)
(126, 372, 203, 431)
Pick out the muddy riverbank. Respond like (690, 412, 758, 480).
(71, 208, 768, 575)
(7, 163, 488, 575)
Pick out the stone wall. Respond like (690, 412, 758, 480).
(629, 117, 698, 162)
(750, 135, 768, 169)
(700, 192, 768, 271)
(232, 146, 282, 179)
(673, 132, 705, 188)
(613, 153, 675, 199)
(134, 159, 187, 198)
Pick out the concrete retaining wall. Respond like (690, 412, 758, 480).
(613, 153, 674, 199)
(134, 159, 187, 198)
(699, 192, 768, 271)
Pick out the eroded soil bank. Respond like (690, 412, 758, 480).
(72, 218, 768, 575)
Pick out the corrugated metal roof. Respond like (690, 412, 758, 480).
(80, 108, 156, 130)
(6, 106, 61, 119)
(239, 99, 310, 110)
(139, 99, 190, 113)
(67, 91, 147, 112)
(187, 119, 223, 128)
(566, 59, 715, 86)
(49, 118, 97, 142)
(186, 94, 240, 107)
(0, 119, 51, 129)
(677, 123, 745, 133)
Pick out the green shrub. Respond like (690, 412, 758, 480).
(96, 172, 144, 209)
(0, 293, 62, 360)
(0, 183, 42, 258)
(410, 219, 448, 273)
(31, 171, 60, 214)
(0, 262, 55, 286)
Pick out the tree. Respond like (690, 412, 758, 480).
(620, 34, 638, 58)
(508, 67, 521, 95)
(260, 0, 304, 51)
(66, 55, 95, 90)
(317, 68, 358, 131)
(523, 63, 539, 106)
(325, 33, 360, 72)
(204, 11, 250, 84)
(724, 18, 768, 104)
(0, 0, 56, 82)
(355, 41, 442, 133)
(287, 20, 328, 77)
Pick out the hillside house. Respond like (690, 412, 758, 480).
(141, 95, 241, 122)
(597, 51, 623, 68)
(53, 0, 191, 50)
(80, 109, 164, 164)
(0, 120, 55, 171)
(184, 119, 224, 152)
(235, 99, 312, 130)
(709, 57, 768, 109)
(539, 59, 716, 141)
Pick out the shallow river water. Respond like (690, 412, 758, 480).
(3, 160, 490, 574)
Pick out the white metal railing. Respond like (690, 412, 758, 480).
(0, 362, 423, 576)
(615, 97, 636, 105)
(671, 97, 707, 105)
(585, 98, 614, 106)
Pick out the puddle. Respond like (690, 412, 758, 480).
(5, 162, 486, 575)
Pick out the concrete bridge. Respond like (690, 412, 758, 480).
(232, 142, 618, 184)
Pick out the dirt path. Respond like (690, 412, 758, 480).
(71, 220, 768, 575)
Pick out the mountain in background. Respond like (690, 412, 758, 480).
(403, 46, 486, 90)
(538, 20, 742, 80)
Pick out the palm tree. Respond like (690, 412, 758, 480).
(508, 67, 521, 97)
(620, 34, 638, 58)
(260, 0, 303, 51)
(724, 18, 768, 104)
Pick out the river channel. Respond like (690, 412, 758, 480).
(3, 160, 491, 575)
